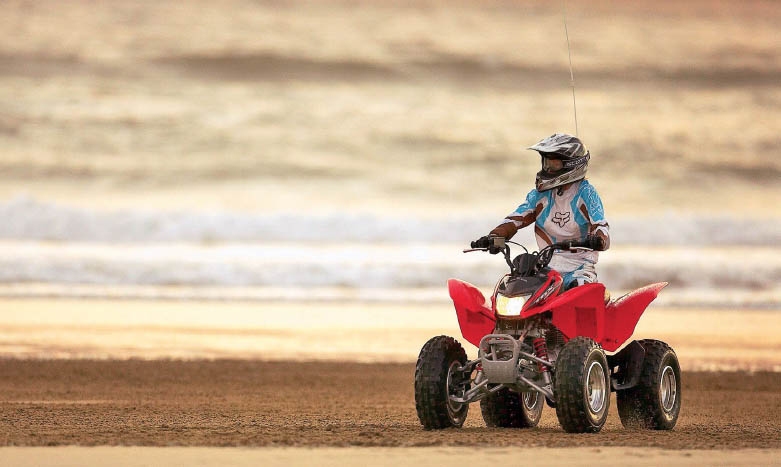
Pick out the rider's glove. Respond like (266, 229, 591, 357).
(471, 235, 491, 249)
(586, 234, 606, 251)
(471, 235, 503, 254)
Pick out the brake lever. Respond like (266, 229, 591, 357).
(463, 248, 488, 253)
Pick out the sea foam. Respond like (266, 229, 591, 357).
(1, 196, 779, 245)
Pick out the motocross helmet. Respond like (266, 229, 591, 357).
(528, 133, 590, 192)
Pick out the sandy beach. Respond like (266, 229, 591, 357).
(3, 299, 779, 462)
(1, 360, 779, 450)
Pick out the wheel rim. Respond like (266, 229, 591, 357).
(446, 361, 464, 414)
(586, 361, 606, 414)
(523, 391, 539, 411)
(660, 365, 677, 412)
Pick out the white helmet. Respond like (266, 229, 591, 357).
(529, 133, 590, 191)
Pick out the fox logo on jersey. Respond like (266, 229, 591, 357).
(553, 211, 571, 227)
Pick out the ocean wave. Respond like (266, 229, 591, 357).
(154, 52, 781, 89)
(1, 196, 779, 246)
(0, 242, 778, 299)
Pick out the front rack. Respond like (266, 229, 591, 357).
(448, 333, 556, 404)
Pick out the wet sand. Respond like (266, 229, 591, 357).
(1, 360, 779, 449)
(1, 299, 779, 370)
(1, 446, 779, 467)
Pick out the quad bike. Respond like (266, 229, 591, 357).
(414, 237, 681, 433)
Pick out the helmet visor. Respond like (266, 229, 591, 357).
(541, 157, 564, 174)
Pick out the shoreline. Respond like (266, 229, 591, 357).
(1, 298, 779, 370)
(0, 283, 779, 310)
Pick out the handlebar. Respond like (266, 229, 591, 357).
(464, 235, 602, 276)
(464, 239, 596, 254)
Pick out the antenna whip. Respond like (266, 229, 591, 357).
(562, 0, 578, 137)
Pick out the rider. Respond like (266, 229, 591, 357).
(473, 133, 610, 290)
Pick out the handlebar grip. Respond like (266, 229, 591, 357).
(469, 236, 507, 252)
(553, 240, 580, 250)
(554, 236, 603, 251)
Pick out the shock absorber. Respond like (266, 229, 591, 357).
(533, 335, 553, 387)
(533, 337, 549, 373)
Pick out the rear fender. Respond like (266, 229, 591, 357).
(602, 282, 668, 351)
(447, 279, 495, 347)
(546, 282, 666, 352)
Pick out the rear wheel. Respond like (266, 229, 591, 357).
(554, 337, 610, 433)
(617, 339, 681, 430)
(414, 335, 469, 429)
(480, 388, 544, 428)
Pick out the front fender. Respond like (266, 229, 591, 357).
(447, 279, 495, 347)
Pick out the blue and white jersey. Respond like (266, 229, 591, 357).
(496, 179, 610, 273)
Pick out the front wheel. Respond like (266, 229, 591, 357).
(554, 337, 610, 433)
(480, 388, 544, 428)
(414, 335, 469, 429)
(617, 339, 681, 430)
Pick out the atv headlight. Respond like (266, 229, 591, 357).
(495, 294, 527, 317)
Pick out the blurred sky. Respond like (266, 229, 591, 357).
(0, 0, 778, 217)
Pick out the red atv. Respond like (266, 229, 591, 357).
(414, 237, 681, 433)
